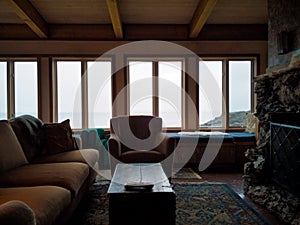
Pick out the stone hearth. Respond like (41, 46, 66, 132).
(243, 61, 300, 225)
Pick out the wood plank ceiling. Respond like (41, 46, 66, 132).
(0, 0, 268, 40)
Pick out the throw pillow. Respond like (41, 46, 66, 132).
(9, 115, 44, 161)
(43, 119, 77, 155)
(245, 113, 259, 135)
(0, 120, 28, 173)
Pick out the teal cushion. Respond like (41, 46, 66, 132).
(86, 128, 105, 139)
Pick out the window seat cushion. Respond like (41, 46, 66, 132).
(166, 132, 255, 143)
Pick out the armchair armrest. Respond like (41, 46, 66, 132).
(0, 200, 36, 225)
(108, 134, 122, 159)
(157, 134, 176, 157)
(156, 134, 176, 177)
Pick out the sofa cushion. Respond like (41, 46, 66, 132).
(0, 186, 71, 225)
(32, 149, 99, 168)
(9, 115, 44, 162)
(0, 162, 89, 197)
(43, 119, 77, 155)
(0, 121, 28, 173)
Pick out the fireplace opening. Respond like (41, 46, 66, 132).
(270, 112, 300, 197)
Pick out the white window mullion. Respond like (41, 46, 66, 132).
(0, 61, 8, 119)
(82, 60, 88, 129)
(224, 59, 229, 128)
(153, 61, 159, 116)
(52, 60, 58, 122)
(7, 61, 15, 118)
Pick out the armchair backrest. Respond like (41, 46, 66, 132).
(108, 115, 173, 174)
(110, 115, 162, 140)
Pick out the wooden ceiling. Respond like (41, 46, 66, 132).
(0, 0, 268, 40)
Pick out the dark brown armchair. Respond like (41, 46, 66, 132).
(108, 115, 176, 176)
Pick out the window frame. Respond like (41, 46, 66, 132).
(0, 58, 38, 119)
(53, 57, 113, 130)
(126, 57, 185, 130)
(0, 55, 257, 131)
(198, 59, 224, 128)
(199, 56, 256, 130)
(55, 60, 83, 129)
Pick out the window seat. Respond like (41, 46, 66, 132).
(166, 132, 255, 142)
(166, 132, 256, 171)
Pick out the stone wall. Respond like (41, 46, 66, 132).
(243, 63, 300, 224)
(268, 0, 300, 69)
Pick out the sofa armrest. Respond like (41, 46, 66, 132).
(73, 135, 82, 149)
(0, 200, 36, 225)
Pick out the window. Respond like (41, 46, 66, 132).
(0, 62, 7, 119)
(52, 57, 254, 130)
(87, 61, 112, 128)
(129, 61, 153, 115)
(199, 58, 254, 128)
(158, 61, 182, 127)
(57, 61, 82, 128)
(229, 60, 251, 127)
(128, 59, 183, 128)
(199, 61, 223, 127)
(14, 61, 38, 117)
(0, 59, 38, 119)
(55, 59, 112, 129)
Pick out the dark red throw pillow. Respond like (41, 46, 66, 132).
(43, 119, 77, 155)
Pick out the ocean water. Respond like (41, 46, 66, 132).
(60, 112, 185, 129)
(0, 113, 7, 120)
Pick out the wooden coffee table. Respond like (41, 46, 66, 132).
(108, 163, 176, 225)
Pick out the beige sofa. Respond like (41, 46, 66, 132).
(0, 115, 99, 225)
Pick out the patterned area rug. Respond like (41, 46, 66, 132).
(175, 182, 271, 225)
(172, 167, 202, 180)
(67, 180, 271, 225)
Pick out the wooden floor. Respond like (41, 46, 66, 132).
(192, 169, 285, 225)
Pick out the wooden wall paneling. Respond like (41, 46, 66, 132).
(38, 57, 52, 122)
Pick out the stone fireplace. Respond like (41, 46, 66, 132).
(243, 62, 300, 224)
(243, 1, 300, 223)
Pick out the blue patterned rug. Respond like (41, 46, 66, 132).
(67, 181, 271, 225)
(175, 182, 271, 225)
(171, 167, 202, 181)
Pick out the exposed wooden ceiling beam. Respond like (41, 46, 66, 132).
(4, 0, 48, 38)
(189, 0, 217, 38)
(106, 0, 123, 39)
